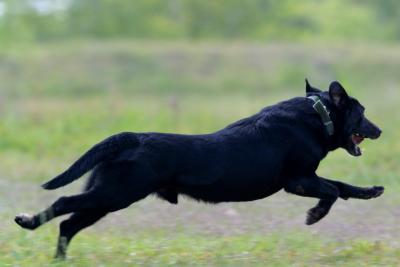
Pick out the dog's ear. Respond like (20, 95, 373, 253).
(305, 78, 321, 94)
(329, 81, 349, 108)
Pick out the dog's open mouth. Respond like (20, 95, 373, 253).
(348, 133, 365, 156)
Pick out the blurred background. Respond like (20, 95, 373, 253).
(1, 0, 400, 266)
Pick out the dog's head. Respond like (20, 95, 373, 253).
(305, 79, 382, 156)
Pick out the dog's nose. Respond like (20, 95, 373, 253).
(373, 129, 382, 139)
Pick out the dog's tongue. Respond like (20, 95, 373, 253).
(352, 135, 364, 145)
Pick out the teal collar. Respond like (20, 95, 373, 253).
(307, 95, 334, 136)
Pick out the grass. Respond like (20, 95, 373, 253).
(2, 41, 400, 98)
(1, 227, 400, 266)
(1, 41, 400, 266)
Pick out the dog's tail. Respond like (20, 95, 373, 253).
(41, 132, 139, 190)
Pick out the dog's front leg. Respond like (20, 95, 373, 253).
(320, 177, 384, 200)
(284, 176, 339, 225)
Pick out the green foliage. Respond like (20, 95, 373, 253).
(0, 0, 399, 42)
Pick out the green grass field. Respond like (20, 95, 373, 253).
(1, 42, 400, 266)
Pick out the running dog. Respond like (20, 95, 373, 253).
(15, 80, 384, 259)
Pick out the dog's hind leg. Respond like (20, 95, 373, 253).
(320, 177, 384, 200)
(55, 211, 107, 259)
(15, 191, 108, 230)
(284, 176, 339, 225)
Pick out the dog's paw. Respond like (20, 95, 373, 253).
(15, 213, 37, 230)
(371, 186, 384, 197)
(305, 207, 327, 225)
(363, 186, 384, 199)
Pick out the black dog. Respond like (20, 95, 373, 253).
(15, 80, 384, 259)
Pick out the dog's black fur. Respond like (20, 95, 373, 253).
(15, 80, 384, 259)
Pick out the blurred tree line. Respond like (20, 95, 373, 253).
(0, 0, 399, 42)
